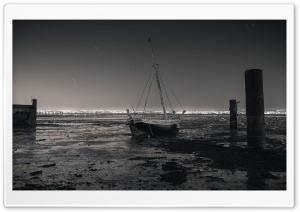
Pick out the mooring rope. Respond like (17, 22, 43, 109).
(229, 105, 238, 112)
(148, 123, 154, 136)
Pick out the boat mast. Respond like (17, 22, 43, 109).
(148, 37, 167, 119)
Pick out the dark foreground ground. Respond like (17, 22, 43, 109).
(13, 114, 286, 190)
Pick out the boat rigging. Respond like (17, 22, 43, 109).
(126, 37, 186, 136)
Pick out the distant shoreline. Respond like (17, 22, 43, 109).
(36, 113, 286, 117)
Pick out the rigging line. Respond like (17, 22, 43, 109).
(155, 77, 159, 111)
(143, 74, 154, 112)
(136, 72, 152, 111)
(159, 69, 184, 110)
(158, 71, 174, 112)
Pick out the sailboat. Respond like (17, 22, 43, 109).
(126, 37, 186, 137)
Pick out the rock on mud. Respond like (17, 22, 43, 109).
(29, 170, 42, 176)
(39, 163, 56, 168)
(162, 161, 185, 171)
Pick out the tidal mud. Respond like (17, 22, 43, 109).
(13, 114, 286, 190)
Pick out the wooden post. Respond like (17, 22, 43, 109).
(32, 99, 37, 126)
(229, 100, 238, 130)
(245, 69, 265, 149)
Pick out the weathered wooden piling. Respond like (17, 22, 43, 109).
(32, 99, 37, 126)
(245, 69, 265, 149)
(229, 99, 238, 130)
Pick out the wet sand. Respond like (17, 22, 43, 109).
(13, 114, 286, 190)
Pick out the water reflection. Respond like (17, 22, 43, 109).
(229, 130, 238, 146)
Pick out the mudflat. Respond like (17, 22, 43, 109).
(13, 114, 286, 190)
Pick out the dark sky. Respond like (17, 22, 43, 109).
(13, 20, 286, 111)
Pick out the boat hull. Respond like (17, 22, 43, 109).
(128, 120, 180, 136)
